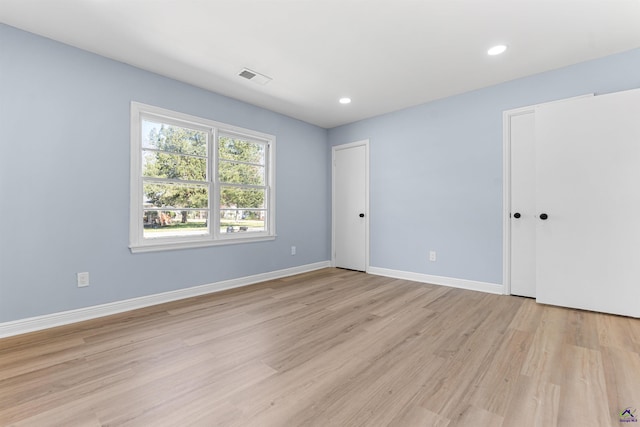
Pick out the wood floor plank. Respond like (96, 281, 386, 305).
(99, 359, 277, 426)
(557, 344, 611, 427)
(1, 268, 638, 426)
(501, 375, 560, 427)
(597, 312, 640, 353)
(368, 280, 442, 317)
(275, 315, 448, 426)
(227, 349, 369, 426)
(387, 404, 450, 427)
(507, 297, 544, 333)
(449, 404, 504, 427)
(468, 328, 533, 417)
(600, 346, 640, 424)
(519, 305, 569, 385)
(417, 326, 503, 419)
(564, 309, 600, 350)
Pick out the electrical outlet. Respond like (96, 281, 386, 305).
(291, 246, 296, 255)
(429, 251, 437, 262)
(77, 272, 90, 287)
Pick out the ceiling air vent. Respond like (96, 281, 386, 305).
(238, 68, 272, 85)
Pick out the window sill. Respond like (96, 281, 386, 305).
(129, 235, 276, 253)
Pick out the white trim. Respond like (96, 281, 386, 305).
(129, 101, 276, 252)
(0, 261, 330, 339)
(130, 235, 276, 253)
(331, 140, 370, 271)
(132, 102, 275, 142)
(502, 94, 593, 296)
(368, 266, 503, 295)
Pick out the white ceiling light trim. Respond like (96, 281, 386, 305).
(487, 45, 507, 56)
(339, 97, 352, 104)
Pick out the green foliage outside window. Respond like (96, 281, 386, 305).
(143, 126, 266, 225)
(143, 124, 208, 223)
(219, 136, 265, 210)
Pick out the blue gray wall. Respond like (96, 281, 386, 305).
(328, 48, 640, 285)
(2, 21, 640, 324)
(0, 24, 330, 322)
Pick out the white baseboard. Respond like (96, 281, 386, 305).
(0, 261, 331, 339)
(367, 266, 504, 295)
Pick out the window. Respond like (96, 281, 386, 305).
(129, 102, 275, 252)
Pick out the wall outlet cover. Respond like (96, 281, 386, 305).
(77, 272, 90, 287)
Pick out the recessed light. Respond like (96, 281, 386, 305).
(339, 97, 351, 104)
(487, 45, 507, 56)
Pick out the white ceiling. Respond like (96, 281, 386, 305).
(2, 1, 640, 128)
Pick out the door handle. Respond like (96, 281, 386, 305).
(539, 213, 548, 220)
(513, 212, 521, 219)
(359, 213, 365, 218)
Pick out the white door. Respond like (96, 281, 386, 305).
(333, 141, 368, 271)
(506, 95, 592, 298)
(535, 89, 640, 317)
(509, 110, 537, 297)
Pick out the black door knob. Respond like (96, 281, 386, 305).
(513, 212, 521, 219)
(540, 213, 548, 220)
(359, 213, 365, 218)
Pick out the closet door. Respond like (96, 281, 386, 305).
(535, 88, 640, 317)
(509, 110, 537, 298)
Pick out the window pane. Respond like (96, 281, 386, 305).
(142, 120, 207, 156)
(143, 209, 209, 239)
(132, 103, 276, 250)
(220, 209, 266, 233)
(143, 181, 209, 209)
(219, 160, 264, 185)
(219, 136, 265, 164)
(143, 151, 206, 181)
(220, 186, 265, 210)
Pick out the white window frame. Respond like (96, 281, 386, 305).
(129, 102, 276, 253)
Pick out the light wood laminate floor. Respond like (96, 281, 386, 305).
(1, 268, 639, 426)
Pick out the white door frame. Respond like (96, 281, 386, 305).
(332, 139, 370, 271)
(502, 95, 593, 296)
